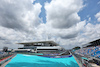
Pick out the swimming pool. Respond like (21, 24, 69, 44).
(6, 54, 79, 67)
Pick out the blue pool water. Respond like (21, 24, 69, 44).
(6, 54, 79, 67)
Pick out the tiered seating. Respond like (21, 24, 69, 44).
(75, 46, 100, 58)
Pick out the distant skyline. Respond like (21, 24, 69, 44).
(0, 0, 100, 49)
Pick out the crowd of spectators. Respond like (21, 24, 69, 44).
(75, 46, 100, 58)
(0, 51, 8, 59)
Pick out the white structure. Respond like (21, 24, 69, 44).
(17, 41, 63, 52)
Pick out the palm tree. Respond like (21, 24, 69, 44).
(3, 47, 8, 52)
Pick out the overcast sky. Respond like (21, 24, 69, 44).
(0, 0, 100, 49)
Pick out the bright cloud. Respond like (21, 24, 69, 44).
(0, 0, 42, 31)
(45, 0, 83, 29)
(0, 0, 42, 48)
(0, 0, 100, 49)
(95, 12, 100, 22)
(97, 1, 100, 4)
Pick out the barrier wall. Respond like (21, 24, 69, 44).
(0, 54, 16, 66)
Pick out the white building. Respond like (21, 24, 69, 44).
(16, 41, 63, 53)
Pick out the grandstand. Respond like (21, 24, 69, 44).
(73, 38, 100, 67)
(82, 39, 100, 48)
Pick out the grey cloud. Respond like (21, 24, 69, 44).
(0, 0, 42, 49)
(51, 14, 80, 29)
(4, 40, 12, 44)
(0, 0, 41, 31)
(1, 0, 100, 50)
(59, 32, 78, 39)
(0, 13, 25, 30)
(0, 36, 6, 40)
(0, 0, 24, 30)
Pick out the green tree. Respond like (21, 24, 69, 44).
(3, 47, 8, 52)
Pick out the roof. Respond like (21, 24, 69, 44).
(16, 41, 59, 46)
(82, 38, 100, 48)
